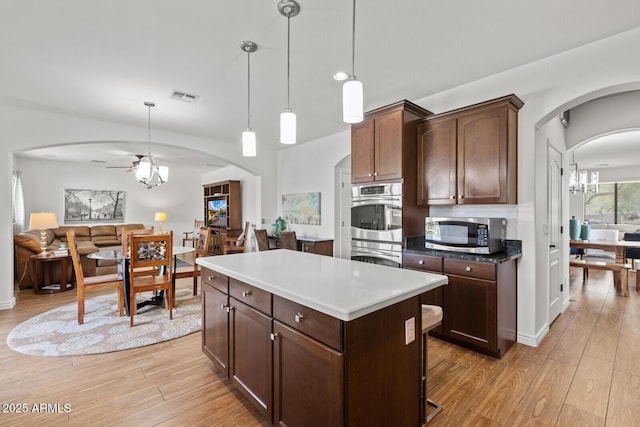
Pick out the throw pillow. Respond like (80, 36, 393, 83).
(236, 232, 245, 247)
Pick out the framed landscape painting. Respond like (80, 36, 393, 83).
(282, 192, 321, 225)
(64, 189, 125, 223)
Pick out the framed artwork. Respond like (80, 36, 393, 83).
(64, 189, 125, 223)
(282, 192, 321, 225)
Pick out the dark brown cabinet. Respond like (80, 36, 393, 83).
(403, 253, 517, 358)
(417, 94, 523, 205)
(203, 180, 242, 237)
(351, 100, 431, 184)
(229, 298, 272, 420)
(201, 271, 230, 376)
(300, 239, 333, 257)
(273, 320, 344, 427)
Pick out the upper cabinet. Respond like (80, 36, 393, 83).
(417, 94, 523, 205)
(351, 100, 432, 184)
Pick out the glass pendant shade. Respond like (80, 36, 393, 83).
(158, 165, 169, 182)
(280, 109, 296, 144)
(242, 130, 257, 157)
(135, 157, 152, 181)
(343, 78, 363, 123)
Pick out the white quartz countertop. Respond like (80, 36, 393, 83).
(196, 250, 447, 321)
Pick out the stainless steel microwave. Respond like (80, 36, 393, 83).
(424, 217, 506, 254)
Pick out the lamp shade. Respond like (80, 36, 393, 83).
(154, 212, 167, 222)
(158, 165, 169, 182)
(342, 78, 363, 123)
(135, 157, 152, 181)
(280, 109, 296, 144)
(242, 130, 256, 157)
(29, 212, 58, 230)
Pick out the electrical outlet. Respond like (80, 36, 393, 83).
(405, 317, 416, 345)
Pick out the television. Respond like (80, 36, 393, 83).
(208, 199, 227, 212)
(207, 199, 227, 227)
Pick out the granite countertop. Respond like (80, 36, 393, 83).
(404, 236, 522, 264)
(196, 249, 447, 321)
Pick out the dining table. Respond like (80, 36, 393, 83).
(569, 239, 640, 263)
(87, 245, 195, 315)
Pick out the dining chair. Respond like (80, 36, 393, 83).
(182, 219, 205, 247)
(67, 230, 124, 325)
(279, 231, 298, 251)
(223, 221, 251, 254)
(255, 229, 271, 251)
(174, 226, 212, 297)
(128, 231, 174, 326)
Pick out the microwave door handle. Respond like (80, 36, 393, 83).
(352, 197, 402, 204)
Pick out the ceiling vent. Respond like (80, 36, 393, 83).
(169, 90, 200, 103)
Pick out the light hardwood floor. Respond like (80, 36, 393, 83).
(1, 268, 639, 426)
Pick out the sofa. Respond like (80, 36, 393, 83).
(14, 224, 148, 290)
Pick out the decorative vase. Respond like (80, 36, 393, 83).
(275, 217, 286, 235)
(580, 222, 591, 240)
(569, 216, 581, 240)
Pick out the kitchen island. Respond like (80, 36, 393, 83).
(196, 249, 447, 427)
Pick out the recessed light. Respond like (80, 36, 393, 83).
(333, 71, 349, 81)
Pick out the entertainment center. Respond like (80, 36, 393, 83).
(203, 180, 242, 238)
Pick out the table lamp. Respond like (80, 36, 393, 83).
(154, 212, 167, 234)
(29, 212, 59, 256)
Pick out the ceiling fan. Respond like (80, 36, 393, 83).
(106, 154, 145, 172)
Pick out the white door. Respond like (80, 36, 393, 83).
(548, 143, 563, 323)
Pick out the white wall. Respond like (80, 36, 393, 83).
(16, 156, 202, 246)
(276, 130, 351, 238)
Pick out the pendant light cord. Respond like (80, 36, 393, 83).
(286, 14, 291, 109)
(351, 0, 356, 77)
(247, 50, 252, 129)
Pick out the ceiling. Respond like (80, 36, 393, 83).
(4, 0, 640, 171)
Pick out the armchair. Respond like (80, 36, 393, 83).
(222, 221, 250, 254)
(182, 220, 205, 247)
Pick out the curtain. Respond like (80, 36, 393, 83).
(12, 170, 25, 233)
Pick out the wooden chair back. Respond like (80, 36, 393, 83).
(195, 227, 212, 258)
(255, 229, 270, 251)
(183, 219, 205, 246)
(224, 221, 251, 254)
(67, 230, 123, 324)
(128, 231, 174, 326)
(279, 231, 298, 251)
(121, 228, 155, 258)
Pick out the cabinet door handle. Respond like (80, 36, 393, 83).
(270, 333, 279, 341)
(221, 303, 233, 313)
(242, 290, 252, 297)
(450, 196, 455, 200)
(294, 312, 304, 323)
(368, 173, 373, 177)
(459, 195, 464, 199)
(374, 172, 378, 176)
(418, 260, 424, 265)
(465, 266, 472, 272)
(208, 276, 215, 281)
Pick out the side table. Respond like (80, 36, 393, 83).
(29, 253, 76, 294)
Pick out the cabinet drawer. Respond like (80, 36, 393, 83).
(201, 268, 229, 293)
(229, 278, 272, 315)
(403, 253, 443, 272)
(444, 258, 495, 281)
(273, 295, 343, 352)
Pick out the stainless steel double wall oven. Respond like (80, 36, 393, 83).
(351, 182, 403, 268)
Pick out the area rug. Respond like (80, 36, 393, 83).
(7, 288, 201, 357)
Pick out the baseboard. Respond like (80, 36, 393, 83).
(517, 323, 549, 347)
(0, 296, 16, 310)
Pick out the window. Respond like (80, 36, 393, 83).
(584, 181, 640, 225)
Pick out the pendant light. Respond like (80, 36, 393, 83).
(240, 41, 258, 157)
(343, 0, 363, 124)
(135, 101, 169, 189)
(278, 0, 300, 145)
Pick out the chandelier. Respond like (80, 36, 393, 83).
(135, 101, 169, 189)
(568, 152, 598, 194)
